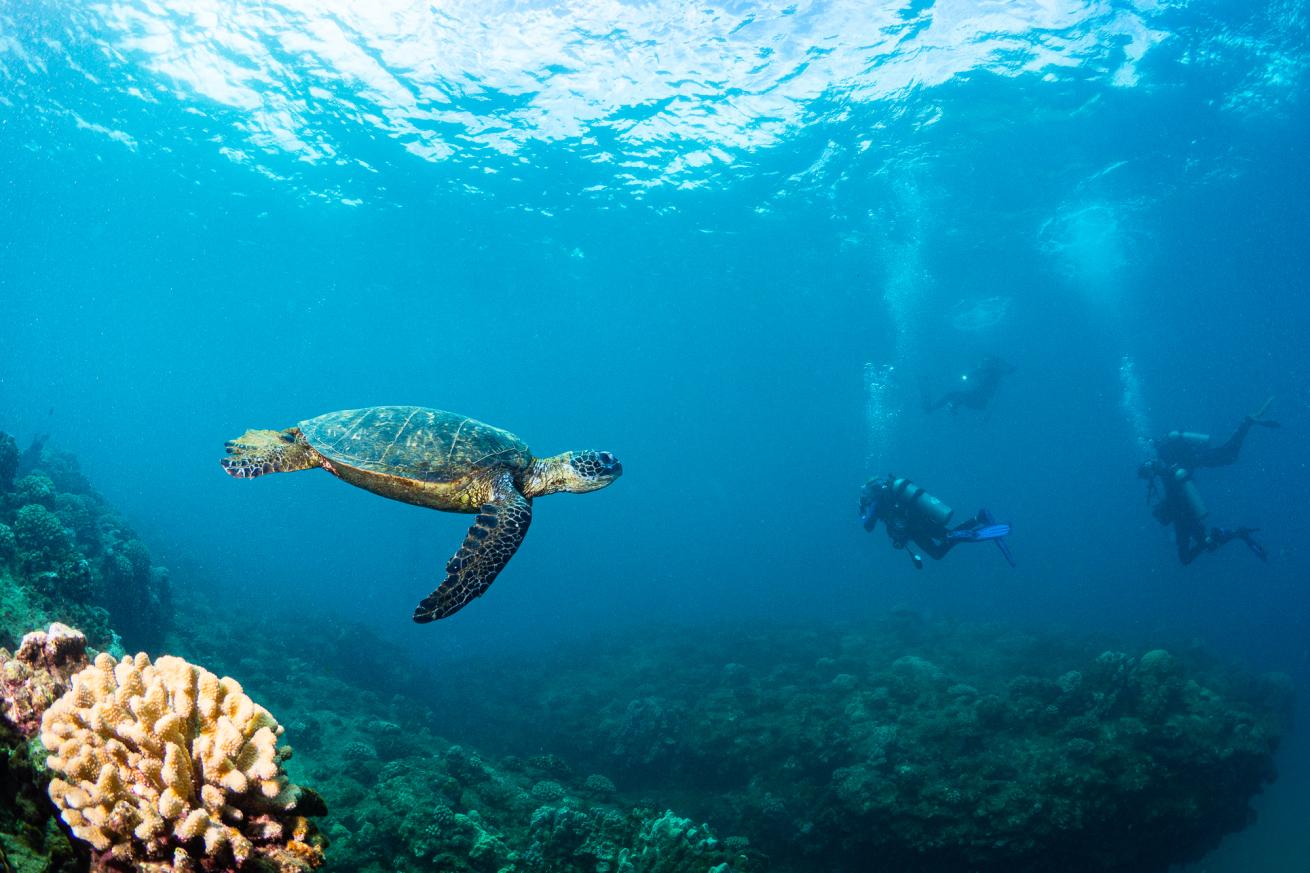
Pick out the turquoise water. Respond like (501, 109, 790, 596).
(2, 1, 1309, 870)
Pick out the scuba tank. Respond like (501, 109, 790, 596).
(1167, 431, 1211, 449)
(890, 477, 954, 529)
(1173, 467, 1207, 521)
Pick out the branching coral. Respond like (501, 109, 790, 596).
(40, 652, 325, 872)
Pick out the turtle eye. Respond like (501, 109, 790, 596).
(599, 453, 613, 464)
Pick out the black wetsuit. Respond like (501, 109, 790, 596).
(924, 357, 1015, 414)
(859, 477, 990, 569)
(1147, 467, 1248, 565)
(1141, 414, 1275, 564)
(1155, 418, 1263, 470)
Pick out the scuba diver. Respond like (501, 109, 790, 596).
(859, 475, 1015, 569)
(923, 356, 1016, 414)
(1137, 397, 1280, 565)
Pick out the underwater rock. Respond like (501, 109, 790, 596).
(624, 809, 734, 873)
(419, 616, 1290, 873)
(608, 696, 682, 772)
(0, 437, 172, 652)
(0, 432, 18, 493)
(15, 435, 49, 481)
(0, 624, 93, 872)
(41, 651, 326, 872)
(529, 779, 566, 803)
(13, 505, 72, 573)
(0, 623, 89, 738)
(14, 474, 57, 509)
(291, 703, 750, 873)
(0, 729, 87, 873)
(24, 445, 89, 498)
(52, 494, 96, 549)
(583, 773, 616, 796)
(523, 805, 745, 873)
(0, 523, 15, 565)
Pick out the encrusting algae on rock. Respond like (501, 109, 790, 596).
(39, 651, 326, 872)
(0, 623, 90, 739)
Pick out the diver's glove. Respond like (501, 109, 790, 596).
(859, 501, 879, 532)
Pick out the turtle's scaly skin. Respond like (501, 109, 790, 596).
(300, 406, 532, 512)
(220, 406, 622, 623)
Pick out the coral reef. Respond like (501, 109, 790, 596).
(41, 651, 326, 872)
(168, 599, 1289, 873)
(310, 744, 747, 873)
(164, 605, 750, 873)
(0, 431, 171, 651)
(416, 615, 1292, 873)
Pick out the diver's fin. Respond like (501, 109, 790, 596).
(1247, 396, 1280, 427)
(979, 508, 1016, 567)
(412, 473, 532, 622)
(1237, 527, 1268, 562)
(947, 523, 1011, 543)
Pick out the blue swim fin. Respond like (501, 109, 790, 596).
(947, 524, 1010, 542)
(978, 508, 1016, 567)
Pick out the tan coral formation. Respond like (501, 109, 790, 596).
(40, 651, 324, 872)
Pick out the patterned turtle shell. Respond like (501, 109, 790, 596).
(298, 406, 532, 484)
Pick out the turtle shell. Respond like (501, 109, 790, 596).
(299, 406, 532, 484)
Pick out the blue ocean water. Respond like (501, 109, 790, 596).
(1, 1, 1308, 869)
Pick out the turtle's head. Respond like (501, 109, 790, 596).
(525, 451, 622, 497)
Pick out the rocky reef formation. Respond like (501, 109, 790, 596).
(318, 746, 747, 872)
(0, 624, 91, 873)
(169, 608, 751, 873)
(1, 623, 91, 739)
(0, 432, 172, 652)
(418, 613, 1292, 873)
(41, 651, 326, 872)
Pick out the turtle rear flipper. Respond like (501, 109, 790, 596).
(221, 428, 319, 478)
(413, 473, 532, 622)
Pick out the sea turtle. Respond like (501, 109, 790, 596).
(220, 406, 622, 622)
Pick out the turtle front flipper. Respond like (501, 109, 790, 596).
(413, 473, 532, 623)
(221, 428, 320, 478)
